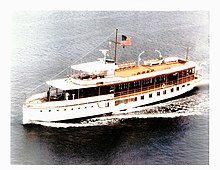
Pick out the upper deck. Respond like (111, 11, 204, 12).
(46, 56, 193, 91)
(114, 57, 187, 77)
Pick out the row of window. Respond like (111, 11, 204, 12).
(116, 83, 190, 103)
(115, 68, 194, 91)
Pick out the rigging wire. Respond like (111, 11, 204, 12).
(26, 30, 116, 96)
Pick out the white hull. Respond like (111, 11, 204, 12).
(22, 78, 202, 124)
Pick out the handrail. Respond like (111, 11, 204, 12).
(114, 75, 194, 99)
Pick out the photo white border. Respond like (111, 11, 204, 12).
(1, 0, 218, 170)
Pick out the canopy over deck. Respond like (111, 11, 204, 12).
(71, 61, 118, 74)
(46, 78, 83, 90)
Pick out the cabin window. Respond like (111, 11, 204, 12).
(189, 69, 192, 75)
(179, 71, 182, 78)
(40, 110, 42, 112)
(49, 110, 51, 112)
(110, 86, 114, 93)
(57, 109, 59, 111)
(71, 108, 73, 110)
(182, 85, 185, 88)
(183, 70, 186, 77)
(123, 83, 127, 89)
(149, 93, 152, 98)
(176, 87, 180, 91)
(64, 109, 66, 111)
(135, 97, 137, 101)
(141, 95, 144, 100)
(171, 88, 174, 92)
(106, 102, 109, 107)
(186, 69, 189, 75)
(163, 90, 166, 95)
(157, 92, 160, 96)
(119, 84, 122, 90)
(187, 83, 190, 86)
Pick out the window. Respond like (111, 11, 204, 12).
(176, 87, 179, 91)
(157, 92, 160, 96)
(141, 95, 144, 100)
(135, 97, 137, 101)
(49, 110, 51, 112)
(171, 88, 174, 92)
(149, 93, 152, 98)
(182, 85, 185, 88)
(40, 110, 42, 112)
(71, 108, 73, 110)
(64, 109, 66, 111)
(187, 83, 190, 86)
(57, 109, 59, 111)
(163, 90, 166, 95)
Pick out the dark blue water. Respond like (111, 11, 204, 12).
(11, 11, 209, 165)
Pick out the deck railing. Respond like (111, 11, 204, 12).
(114, 75, 195, 99)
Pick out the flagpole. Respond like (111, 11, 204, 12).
(114, 29, 118, 64)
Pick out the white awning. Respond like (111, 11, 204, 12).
(46, 78, 85, 90)
(71, 61, 118, 74)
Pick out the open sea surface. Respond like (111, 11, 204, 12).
(11, 11, 209, 165)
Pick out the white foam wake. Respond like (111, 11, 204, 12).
(33, 111, 204, 128)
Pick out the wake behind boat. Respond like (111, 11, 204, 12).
(22, 29, 203, 124)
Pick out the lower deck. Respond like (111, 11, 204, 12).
(26, 74, 195, 106)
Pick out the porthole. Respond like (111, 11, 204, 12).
(64, 109, 66, 111)
(49, 110, 51, 112)
(40, 110, 42, 112)
(57, 109, 59, 111)
(71, 108, 73, 110)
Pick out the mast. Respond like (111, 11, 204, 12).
(114, 29, 118, 64)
